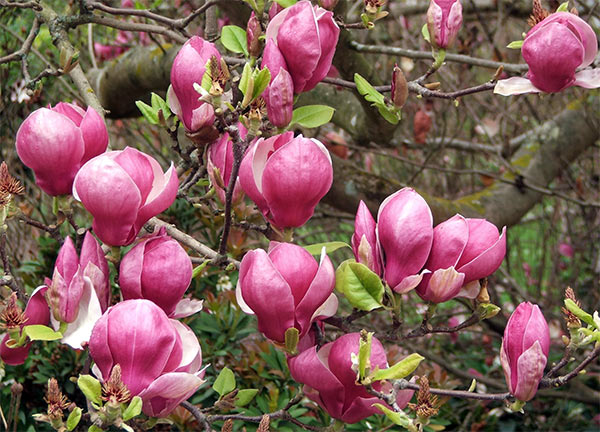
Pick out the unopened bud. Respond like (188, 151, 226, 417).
(246, 12, 262, 58)
(391, 64, 408, 108)
(319, 0, 338, 10)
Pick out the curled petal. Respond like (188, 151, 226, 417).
(79, 107, 109, 162)
(417, 267, 465, 303)
(171, 298, 204, 319)
(513, 341, 547, 401)
(494, 77, 541, 96)
(573, 69, 600, 89)
(138, 372, 205, 417)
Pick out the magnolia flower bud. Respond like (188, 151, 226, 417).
(264, 0, 340, 93)
(500, 302, 550, 402)
(15, 103, 108, 196)
(246, 12, 262, 57)
(426, 0, 463, 49)
(73, 147, 178, 246)
(89, 299, 205, 417)
(239, 133, 333, 229)
(265, 68, 294, 128)
(391, 64, 408, 108)
(236, 242, 337, 344)
(319, 0, 338, 10)
(351, 201, 382, 276)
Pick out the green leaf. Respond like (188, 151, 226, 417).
(77, 375, 102, 405)
(275, 0, 297, 7)
(235, 389, 259, 407)
(135, 100, 158, 125)
(371, 353, 424, 381)
(89, 425, 103, 432)
(192, 260, 209, 278)
(290, 105, 335, 128)
(372, 404, 417, 431)
(150, 92, 171, 120)
(221, 26, 249, 57)
(201, 58, 213, 91)
(66, 407, 82, 431)
(122, 396, 143, 421)
(335, 260, 384, 311)
(22, 325, 63, 341)
(377, 104, 401, 125)
(565, 299, 596, 328)
(358, 331, 372, 381)
(239, 63, 252, 97)
(421, 23, 431, 43)
(556, 1, 569, 12)
(303, 241, 351, 256)
(354, 74, 385, 105)
(506, 40, 524, 49)
(252, 68, 271, 99)
(213, 367, 236, 397)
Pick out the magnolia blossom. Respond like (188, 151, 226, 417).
(265, 67, 294, 128)
(89, 300, 205, 417)
(287, 333, 414, 423)
(377, 188, 434, 293)
(206, 124, 248, 205)
(15, 102, 108, 196)
(426, 0, 463, 49)
(120, 227, 201, 318)
(495, 12, 599, 95)
(263, 0, 340, 93)
(46, 233, 109, 349)
(239, 132, 333, 229)
(73, 147, 178, 246)
(500, 302, 550, 401)
(0, 287, 50, 365)
(168, 36, 220, 132)
(416, 215, 506, 303)
(236, 242, 337, 344)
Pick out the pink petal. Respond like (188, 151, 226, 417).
(417, 267, 465, 303)
(262, 137, 333, 228)
(295, 247, 335, 334)
(457, 225, 506, 284)
(261, 40, 288, 84)
(238, 249, 295, 343)
(513, 341, 547, 401)
(73, 155, 141, 246)
(494, 77, 541, 96)
(138, 372, 205, 417)
(80, 232, 110, 311)
(171, 298, 204, 319)
(351, 201, 381, 275)
(268, 242, 319, 307)
(16, 108, 85, 196)
(114, 147, 155, 205)
(170, 320, 202, 373)
(79, 107, 109, 163)
(574, 69, 600, 89)
(0, 335, 31, 366)
(302, 7, 340, 91)
(377, 188, 433, 290)
(328, 333, 387, 389)
(119, 238, 146, 300)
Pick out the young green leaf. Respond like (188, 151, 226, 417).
(252, 68, 271, 99)
(290, 105, 335, 128)
(377, 105, 401, 125)
(565, 299, 596, 328)
(335, 260, 384, 311)
(275, 0, 297, 7)
(556, 1, 569, 12)
(66, 407, 82, 431)
(358, 330, 373, 381)
(372, 404, 417, 431)
(221, 26, 249, 57)
(213, 367, 236, 397)
(303, 241, 350, 256)
(22, 325, 63, 341)
(122, 396, 143, 421)
(421, 23, 431, 43)
(354, 74, 385, 105)
(506, 40, 524, 49)
(135, 100, 159, 125)
(77, 375, 102, 405)
(239, 63, 252, 97)
(150, 92, 171, 120)
(371, 353, 424, 381)
(235, 389, 259, 407)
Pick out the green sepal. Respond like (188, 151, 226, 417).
(371, 353, 424, 381)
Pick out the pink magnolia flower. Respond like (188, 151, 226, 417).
(206, 124, 248, 205)
(495, 12, 599, 95)
(73, 147, 178, 246)
(0, 287, 50, 365)
(426, 0, 463, 49)
(558, 242, 574, 258)
(15, 103, 108, 196)
(416, 214, 506, 303)
(500, 302, 550, 402)
(239, 132, 333, 229)
(89, 299, 204, 417)
(263, 0, 340, 93)
(168, 36, 220, 132)
(351, 200, 382, 276)
(377, 188, 434, 293)
(236, 242, 337, 344)
(120, 227, 201, 318)
(46, 233, 109, 349)
(287, 333, 414, 423)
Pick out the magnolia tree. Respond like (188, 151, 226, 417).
(0, 0, 599, 430)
